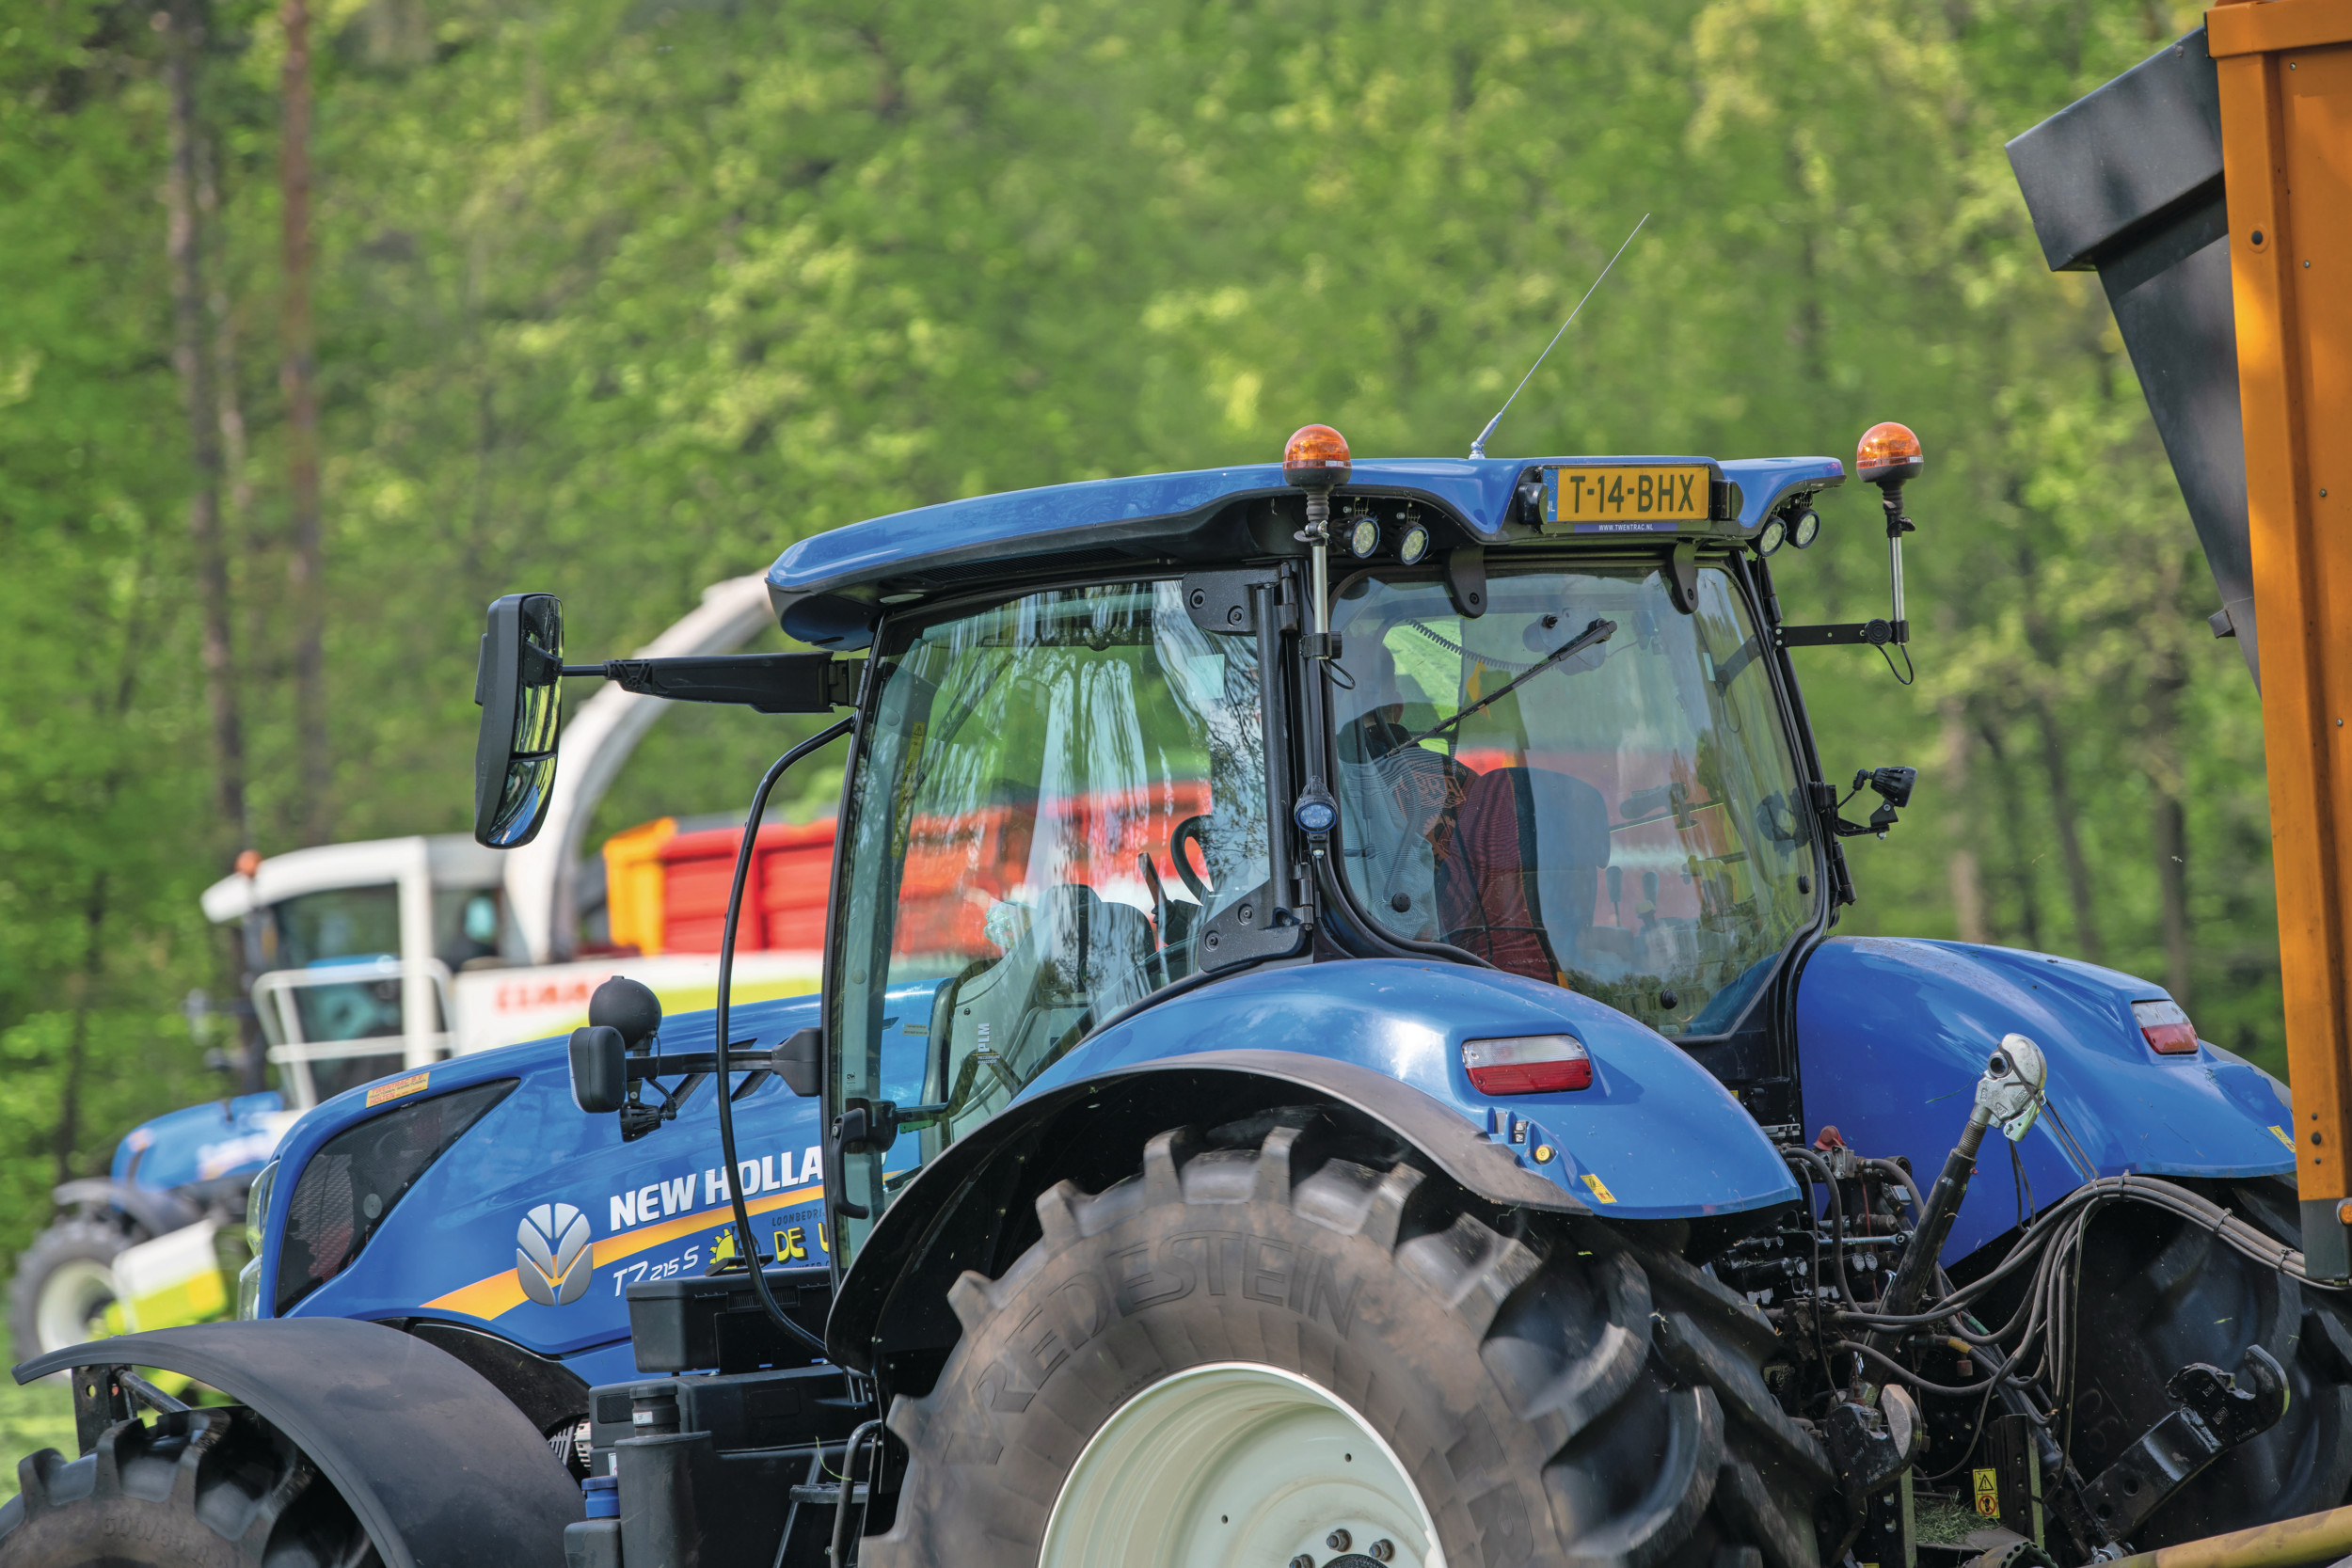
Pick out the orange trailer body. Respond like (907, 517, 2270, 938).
(2209, 0, 2352, 1257)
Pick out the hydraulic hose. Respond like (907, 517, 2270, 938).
(714, 718, 853, 1360)
(1868, 1097, 1994, 1354)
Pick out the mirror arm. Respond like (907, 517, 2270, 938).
(616, 1038, 760, 1079)
(561, 653, 856, 713)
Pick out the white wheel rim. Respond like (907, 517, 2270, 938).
(34, 1258, 118, 1352)
(1039, 1361, 1444, 1568)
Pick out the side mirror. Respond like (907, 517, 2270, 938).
(472, 593, 564, 847)
(771, 1027, 822, 1098)
(569, 1024, 627, 1114)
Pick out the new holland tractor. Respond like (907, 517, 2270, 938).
(2, 412, 2338, 1568)
(9, 18, 2351, 1560)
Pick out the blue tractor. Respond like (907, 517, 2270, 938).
(5, 415, 2340, 1568)
(5, 1095, 292, 1364)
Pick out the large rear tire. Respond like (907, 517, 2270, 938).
(868, 1116, 1834, 1568)
(0, 1406, 380, 1567)
(2063, 1179, 2352, 1547)
(8, 1220, 138, 1368)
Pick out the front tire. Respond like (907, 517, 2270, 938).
(8, 1220, 138, 1367)
(0, 1407, 380, 1567)
(869, 1117, 1833, 1568)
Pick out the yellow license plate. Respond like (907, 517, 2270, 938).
(1545, 465, 1711, 531)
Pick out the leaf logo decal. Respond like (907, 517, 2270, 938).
(516, 1202, 594, 1307)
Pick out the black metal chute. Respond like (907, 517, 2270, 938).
(2008, 26, 2257, 682)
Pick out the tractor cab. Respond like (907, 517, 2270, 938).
(787, 427, 1916, 1251)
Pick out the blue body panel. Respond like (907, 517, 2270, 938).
(258, 999, 830, 1378)
(769, 455, 1847, 597)
(1025, 958, 1803, 1221)
(1795, 937, 2296, 1262)
(115, 1092, 292, 1192)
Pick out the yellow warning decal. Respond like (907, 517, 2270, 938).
(1973, 1467, 2000, 1517)
(366, 1072, 430, 1108)
(2271, 1124, 2296, 1149)
(1581, 1172, 1617, 1204)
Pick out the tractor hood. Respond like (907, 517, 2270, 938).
(256, 996, 830, 1382)
(113, 1092, 294, 1193)
(1796, 936, 2294, 1264)
(1025, 958, 1804, 1223)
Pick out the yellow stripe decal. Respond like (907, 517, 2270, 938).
(417, 1183, 823, 1322)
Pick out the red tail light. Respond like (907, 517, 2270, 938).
(1463, 1034, 1593, 1095)
(2132, 999, 2198, 1054)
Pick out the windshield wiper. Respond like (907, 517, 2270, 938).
(1410, 616, 1616, 745)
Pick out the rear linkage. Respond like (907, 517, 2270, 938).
(1717, 1038, 2296, 1566)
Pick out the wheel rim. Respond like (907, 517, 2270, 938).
(34, 1258, 118, 1352)
(1039, 1361, 1443, 1568)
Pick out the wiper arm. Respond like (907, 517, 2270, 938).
(1410, 616, 1616, 745)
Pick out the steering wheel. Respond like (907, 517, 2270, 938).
(1169, 816, 1214, 905)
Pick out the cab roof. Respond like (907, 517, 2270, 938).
(768, 452, 1844, 648)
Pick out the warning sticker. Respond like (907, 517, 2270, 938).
(366, 1071, 430, 1107)
(1581, 1172, 1618, 1204)
(1973, 1467, 2001, 1518)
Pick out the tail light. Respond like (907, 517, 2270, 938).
(2132, 1000, 2199, 1055)
(1463, 1034, 1593, 1095)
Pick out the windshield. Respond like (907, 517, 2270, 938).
(1329, 561, 1816, 1037)
(832, 581, 1270, 1245)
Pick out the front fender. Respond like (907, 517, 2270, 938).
(1796, 937, 2295, 1263)
(13, 1319, 580, 1568)
(49, 1179, 198, 1239)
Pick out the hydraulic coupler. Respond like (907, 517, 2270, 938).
(2048, 1348, 2288, 1550)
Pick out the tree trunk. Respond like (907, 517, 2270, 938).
(198, 126, 252, 532)
(2154, 789, 2191, 1003)
(2032, 694, 2105, 963)
(2145, 556, 2194, 1006)
(164, 0, 246, 845)
(54, 874, 109, 1183)
(282, 0, 329, 844)
(1941, 693, 1987, 943)
(1980, 720, 2042, 952)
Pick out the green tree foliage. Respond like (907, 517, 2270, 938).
(0, 0, 2270, 1271)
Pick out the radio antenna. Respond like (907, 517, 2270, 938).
(1467, 213, 1649, 460)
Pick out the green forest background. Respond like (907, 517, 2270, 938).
(0, 0, 2265, 1285)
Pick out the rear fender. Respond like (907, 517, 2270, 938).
(829, 1050, 1591, 1377)
(1796, 936, 2296, 1263)
(13, 1318, 580, 1568)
